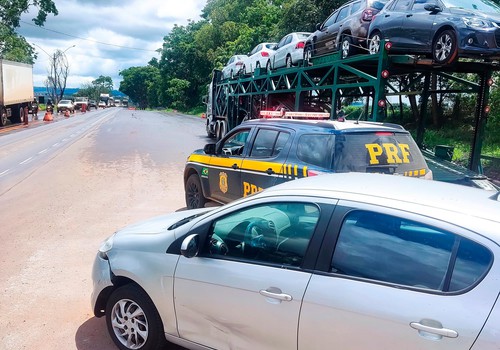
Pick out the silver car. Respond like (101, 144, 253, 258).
(270, 32, 311, 69)
(56, 99, 75, 113)
(92, 172, 500, 350)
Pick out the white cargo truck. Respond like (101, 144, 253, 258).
(0, 59, 34, 126)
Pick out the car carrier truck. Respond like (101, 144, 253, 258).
(0, 59, 34, 126)
(203, 40, 498, 177)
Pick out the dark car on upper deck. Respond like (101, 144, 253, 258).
(367, 0, 500, 64)
(184, 118, 432, 209)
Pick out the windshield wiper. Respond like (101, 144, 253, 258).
(168, 213, 206, 230)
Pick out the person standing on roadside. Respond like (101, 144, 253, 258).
(32, 98, 39, 120)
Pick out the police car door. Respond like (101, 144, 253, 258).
(209, 128, 251, 203)
(240, 127, 292, 198)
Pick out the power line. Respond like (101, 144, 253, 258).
(20, 20, 160, 53)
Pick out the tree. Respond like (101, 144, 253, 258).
(0, 0, 58, 63)
(75, 76, 114, 101)
(45, 49, 70, 103)
(119, 66, 160, 109)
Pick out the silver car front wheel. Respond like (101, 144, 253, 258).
(106, 285, 167, 350)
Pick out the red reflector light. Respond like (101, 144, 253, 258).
(261, 52, 269, 57)
(381, 70, 390, 78)
(307, 170, 321, 177)
(295, 41, 305, 49)
(375, 132, 393, 136)
(385, 42, 392, 50)
(236, 62, 243, 66)
(378, 99, 386, 107)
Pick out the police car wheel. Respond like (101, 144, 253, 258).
(185, 174, 206, 209)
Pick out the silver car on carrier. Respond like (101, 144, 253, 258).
(92, 172, 500, 350)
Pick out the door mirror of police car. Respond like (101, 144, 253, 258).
(204, 143, 216, 155)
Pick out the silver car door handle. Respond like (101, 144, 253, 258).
(259, 289, 292, 301)
(410, 322, 458, 338)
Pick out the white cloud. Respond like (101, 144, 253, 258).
(17, 0, 205, 89)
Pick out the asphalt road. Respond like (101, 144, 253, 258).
(0, 108, 209, 349)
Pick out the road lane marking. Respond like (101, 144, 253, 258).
(20, 157, 33, 165)
(0, 169, 9, 176)
(38, 149, 48, 155)
(52, 142, 60, 147)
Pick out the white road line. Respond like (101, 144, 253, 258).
(0, 169, 9, 176)
(20, 157, 33, 165)
(52, 142, 60, 147)
(62, 138, 69, 142)
(38, 149, 48, 154)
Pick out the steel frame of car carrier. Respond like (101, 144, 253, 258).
(207, 41, 500, 173)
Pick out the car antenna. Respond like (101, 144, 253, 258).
(355, 110, 364, 124)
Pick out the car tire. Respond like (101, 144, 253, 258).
(304, 45, 313, 66)
(106, 285, 167, 350)
(256, 61, 261, 69)
(230, 69, 234, 79)
(368, 31, 382, 55)
(185, 173, 207, 209)
(432, 30, 458, 65)
(341, 35, 355, 59)
(286, 55, 293, 68)
(266, 60, 272, 72)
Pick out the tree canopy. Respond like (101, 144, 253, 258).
(0, 0, 58, 63)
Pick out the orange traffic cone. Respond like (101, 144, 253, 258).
(43, 112, 53, 121)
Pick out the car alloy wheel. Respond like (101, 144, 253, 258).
(341, 36, 352, 59)
(286, 56, 293, 68)
(186, 173, 207, 209)
(303, 46, 312, 65)
(106, 285, 167, 350)
(433, 30, 458, 65)
(368, 32, 382, 55)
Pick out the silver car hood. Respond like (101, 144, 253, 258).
(117, 208, 211, 236)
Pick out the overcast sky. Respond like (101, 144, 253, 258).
(17, 0, 205, 90)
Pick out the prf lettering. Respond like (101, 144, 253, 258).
(365, 143, 411, 165)
(243, 182, 263, 197)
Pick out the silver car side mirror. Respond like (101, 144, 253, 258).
(180, 234, 200, 258)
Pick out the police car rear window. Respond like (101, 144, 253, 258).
(296, 132, 428, 177)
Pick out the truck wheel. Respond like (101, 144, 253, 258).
(0, 107, 7, 126)
(206, 119, 216, 138)
(218, 120, 226, 140)
(185, 174, 207, 209)
(15, 106, 25, 124)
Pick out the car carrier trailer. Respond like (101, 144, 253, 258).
(204, 41, 500, 174)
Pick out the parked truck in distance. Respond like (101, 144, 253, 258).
(0, 59, 34, 126)
(74, 96, 89, 110)
(99, 93, 110, 108)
